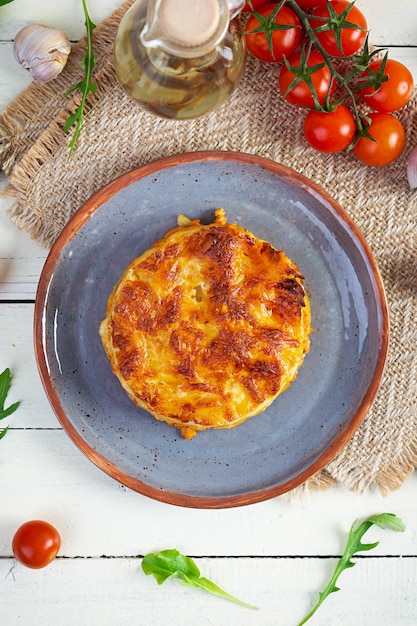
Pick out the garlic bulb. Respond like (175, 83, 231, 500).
(13, 24, 71, 84)
(406, 145, 417, 190)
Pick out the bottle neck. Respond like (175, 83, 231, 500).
(140, 0, 230, 58)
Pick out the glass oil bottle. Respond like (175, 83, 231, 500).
(114, 0, 246, 120)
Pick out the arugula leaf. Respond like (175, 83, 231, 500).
(64, 0, 97, 156)
(0, 368, 20, 440)
(0, 0, 14, 6)
(298, 513, 406, 625)
(142, 549, 259, 610)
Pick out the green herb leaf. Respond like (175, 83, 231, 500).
(298, 513, 406, 625)
(0, 401, 20, 421)
(0, 368, 20, 440)
(64, 0, 96, 156)
(142, 549, 259, 610)
(0, 0, 14, 6)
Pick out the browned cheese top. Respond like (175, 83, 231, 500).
(100, 209, 311, 439)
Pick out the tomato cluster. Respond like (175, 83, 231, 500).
(243, 0, 413, 166)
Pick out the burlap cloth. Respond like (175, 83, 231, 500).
(1, 0, 416, 496)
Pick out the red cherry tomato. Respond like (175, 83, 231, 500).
(352, 112, 405, 166)
(242, 0, 270, 11)
(359, 59, 414, 113)
(303, 104, 356, 152)
(12, 520, 61, 569)
(309, 0, 368, 57)
(279, 50, 335, 108)
(245, 4, 302, 62)
(293, 0, 328, 8)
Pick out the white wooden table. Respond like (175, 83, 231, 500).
(1, 1, 416, 624)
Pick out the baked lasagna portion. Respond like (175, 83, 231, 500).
(99, 209, 311, 439)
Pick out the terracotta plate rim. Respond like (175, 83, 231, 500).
(34, 150, 389, 508)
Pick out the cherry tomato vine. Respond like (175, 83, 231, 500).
(243, 0, 413, 165)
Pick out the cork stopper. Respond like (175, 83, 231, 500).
(158, 0, 220, 47)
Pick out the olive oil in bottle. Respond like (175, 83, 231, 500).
(114, 0, 246, 120)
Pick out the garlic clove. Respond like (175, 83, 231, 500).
(13, 24, 71, 84)
(406, 145, 417, 190)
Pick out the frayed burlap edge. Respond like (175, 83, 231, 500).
(0, 0, 136, 248)
(0, 0, 135, 174)
(1, 60, 127, 246)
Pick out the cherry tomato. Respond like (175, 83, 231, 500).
(359, 59, 414, 113)
(303, 104, 356, 152)
(352, 112, 405, 166)
(278, 50, 335, 107)
(12, 520, 61, 569)
(245, 4, 302, 62)
(242, 0, 270, 11)
(309, 0, 368, 57)
(293, 0, 328, 8)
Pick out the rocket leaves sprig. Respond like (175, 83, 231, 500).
(64, 0, 96, 155)
(142, 549, 258, 610)
(298, 513, 406, 625)
(0, 368, 20, 440)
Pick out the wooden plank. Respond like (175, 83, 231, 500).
(0, 0, 123, 40)
(1, 556, 416, 625)
(0, 223, 46, 300)
(0, 42, 31, 110)
(0, 304, 57, 427)
(356, 0, 417, 47)
(0, 428, 416, 557)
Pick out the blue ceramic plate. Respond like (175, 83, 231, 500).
(34, 151, 389, 508)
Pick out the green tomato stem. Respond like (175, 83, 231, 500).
(284, 0, 364, 127)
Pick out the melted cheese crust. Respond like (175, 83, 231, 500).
(100, 209, 311, 439)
